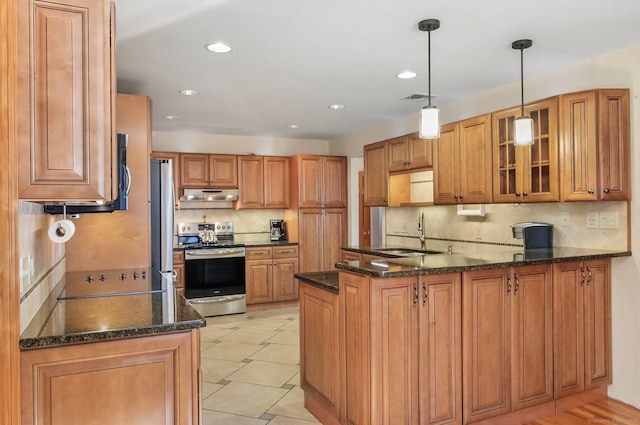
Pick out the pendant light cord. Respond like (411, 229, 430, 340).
(520, 47, 525, 117)
(428, 29, 432, 107)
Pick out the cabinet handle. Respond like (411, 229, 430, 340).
(522, 192, 528, 197)
(453, 195, 459, 200)
(413, 283, 418, 308)
(507, 276, 512, 295)
(514, 274, 520, 295)
(580, 267, 586, 286)
(588, 189, 595, 194)
(253, 252, 265, 256)
(423, 285, 428, 306)
(603, 188, 610, 193)
(280, 250, 291, 254)
(586, 267, 593, 286)
(459, 195, 464, 200)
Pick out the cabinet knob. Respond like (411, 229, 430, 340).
(588, 189, 595, 194)
(459, 195, 464, 200)
(453, 195, 458, 200)
(515, 192, 521, 197)
(522, 192, 528, 197)
(603, 188, 610, 193)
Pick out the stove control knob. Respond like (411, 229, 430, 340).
(85, 275, 94, 283)
(132, 272, 139, 280)
(142, 271, 147, 279)
(120, 273, 127, 280)
(99, 274, 107, 282)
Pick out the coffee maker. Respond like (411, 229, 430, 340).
(270, 219, 287, 242)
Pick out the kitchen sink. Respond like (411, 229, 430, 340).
(375, 248, 443, 256)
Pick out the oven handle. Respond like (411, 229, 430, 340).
(185, 250, 245, 260)
(188, 295, 246, 304)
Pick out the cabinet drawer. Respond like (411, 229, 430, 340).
(273, 246, 298, 259)
(173, 250, 185, 265)
(246, 247, 273, 259)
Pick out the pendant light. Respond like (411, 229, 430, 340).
(512, 39, 534, 146)
(418, 19, 440, 139)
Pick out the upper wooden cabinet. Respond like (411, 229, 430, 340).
(17, 0, 116, 201)
(433, 113, 493, 204)
(388, 133, 433, 173)
(363, 141, 389, 206)
(492, 97, 559, 203)
(179, 153, 238, 188)
(290, 155, 347, 209)
(237, 155, 290, 209)
(559, 89, 630, 201)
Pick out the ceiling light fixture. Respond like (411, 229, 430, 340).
(396, 71, 418, 79)
(512, 39, 534, 146)
(328, 104, 345, 110)
(205, 42, 232, 53)
(164, 115, 179, 120)
(179, 89, 199, 96)
(418, 19, 441, 139)
(288, 124, 300, 129)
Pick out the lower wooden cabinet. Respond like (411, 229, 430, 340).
(21, 330, 201, 425)
(245, 246, 299, 304)
(173, 250, 185, 297)
(553, 259, 612, 398)
(297, 209, 347, 273)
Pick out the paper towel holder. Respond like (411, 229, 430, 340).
(456, 204, 485, 217)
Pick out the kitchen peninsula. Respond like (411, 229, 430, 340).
(19, 270, 205, 425)
(297, 246, 630, 425)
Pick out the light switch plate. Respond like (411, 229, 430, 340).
(560, 212, 571, 227)
(586, 212, 599, 229)
(599, 212, 618, 229)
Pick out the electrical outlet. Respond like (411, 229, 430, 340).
(400, 223, 408, 233)
(474, 225, 482, 240)
(560, 212, 571, 227)
(599, 212, 618, 229)
(586, 212, 599, 229)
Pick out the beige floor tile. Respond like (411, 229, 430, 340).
(250, 343, 299, 365)
(266, 330, 299, 346)
(268, 386, 318, 422)
(267, 416, 320, 425)
(219, 327, 279, 344)
(202, 381, 288, 418)
(252, 307, 299, 320)
(201, 409, 268, 425)
(202, 341, 263, 361)
(279, 319, 299, 332)
(201, 357, 247, 383)
(287, 372, 300, 386)
(238, 317, 291, 330)
(202, 382, 225, 399)
(199, 325, 235, 343)
(226, 360, 299, 387)
(206, 313, 253, 329)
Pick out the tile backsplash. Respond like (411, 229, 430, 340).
(385, 201, 629, 253)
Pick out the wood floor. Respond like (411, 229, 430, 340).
(527, 398, 640, 425)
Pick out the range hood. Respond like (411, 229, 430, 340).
(179, 188, 238, 209)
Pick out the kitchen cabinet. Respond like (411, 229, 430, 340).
(463, 264, 553, 423)
(492, 98, 559, 203)
(180, 153, 238, 188)
(553, 259, 612, 399)
(237, 155, 290, 209)
(363, 140, 389, 206)
(290, 155, 347, 209)
(17, 0, 116, 201)
(245, 245, 299, 304)
(21, 330, 201, 425)
(296, 209, 347, 273)
(559, 89, 630, 201)
(388, 133, 433, 172)
(299, 281, 341, 420)
(433, 114, 493, 204)
(150, 151, 181, 208)
(173, 250, 185, 297)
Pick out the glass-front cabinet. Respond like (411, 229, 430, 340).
(492, 97, 559, 203)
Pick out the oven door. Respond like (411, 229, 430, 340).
(184, 250, 246, 299)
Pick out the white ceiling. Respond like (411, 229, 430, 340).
(114, 0, 640, 141)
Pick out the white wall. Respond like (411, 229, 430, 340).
(329, 44, 640, 408)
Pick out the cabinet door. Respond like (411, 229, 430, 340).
(363, 141, 388, 206)
(322, 209, 347, 272)
(237, 156, 264, 209)
(419, 273, 462, 425)
(597, 90, 630, 201)
(298, 210, 323, 273)
(264, 156, 290, 208)
(342, 250, 363, 262)
(297, 155, 323, 208)
(209, 154, 237, 188)
(459, 114, 493, 204)
(463, 268, 511, 423)
(492, 106, 522, 203)
(370, 276, 419, 425)
(151, 152, 181, 207)
(583, 259, 612, 390)
(322, 156, 347, 208)
(300, 282, 340, 417)
(180, 153, 209, 187)
(553, 261, 585, 398)
(433, 122, 460, 204)
(387, 136, 410, 172)
(408, 132, 433, 170)
(273, 258, 299, 301)
(18, 0, 114, 200)
(245, 259, 272, 304)
(510, 265, 554, 410)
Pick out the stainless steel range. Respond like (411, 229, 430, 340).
(177, 222, 246, 317)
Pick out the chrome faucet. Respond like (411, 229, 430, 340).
(417, 211, 426, 251)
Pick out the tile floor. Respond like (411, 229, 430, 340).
(200, 305, 320, 425)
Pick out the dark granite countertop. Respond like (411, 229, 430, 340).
(336, 246, 631, 278)
(295, 271, 339, 293)
(20, 271, 205, 350)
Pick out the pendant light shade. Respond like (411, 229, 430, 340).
(418, 19, 440, 139)
(512, 39, 534, 146)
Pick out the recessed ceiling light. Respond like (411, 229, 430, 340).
(179, 89, 199, 96)
(396, 71, 418, 79)
(205, 42, 233, 53)
(328, 104, 345, 110)
(164, 115, 179, 120)
(288, 124, 300, 129)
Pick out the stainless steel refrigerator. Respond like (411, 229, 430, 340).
(150, 159, 174, 283)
